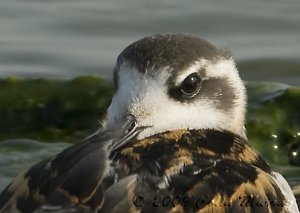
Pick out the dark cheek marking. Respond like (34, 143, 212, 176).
(167, 76, 237, 114)
(199, 78, 237, 112)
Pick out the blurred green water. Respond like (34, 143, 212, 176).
(0, 76, 113, 142)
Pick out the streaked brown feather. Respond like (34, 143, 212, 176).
(0, 129, 288, 213)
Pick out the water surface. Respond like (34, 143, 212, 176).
(0, 0, 299, 84)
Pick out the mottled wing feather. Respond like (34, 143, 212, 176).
(0, 131, 112, 213)
(0, 129, 295, 213)
(107, 129, 289, 213)
(101, 163, 285, 213)
(184, 165, 285, 213)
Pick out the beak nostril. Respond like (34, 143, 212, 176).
(127, 120, 137, 133)
(109, 118, 142, 152)
(124, 114, 137, 134)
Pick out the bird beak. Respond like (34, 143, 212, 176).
(108, 115, 148, 152)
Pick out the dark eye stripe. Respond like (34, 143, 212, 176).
(167, 73, 237, 114)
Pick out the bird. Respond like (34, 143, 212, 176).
(0, 34, 298, 213)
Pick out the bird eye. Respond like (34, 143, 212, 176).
(180, 73, 202, 96)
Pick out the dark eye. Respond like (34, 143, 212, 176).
(180, 73, 202, 96)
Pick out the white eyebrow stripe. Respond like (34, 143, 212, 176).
(175, 58, 238, 87)
(175, 60, 205, 86)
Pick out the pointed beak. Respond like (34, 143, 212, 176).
(108, 115, 148, 152)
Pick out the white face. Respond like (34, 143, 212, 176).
(105, 58, 246, 140)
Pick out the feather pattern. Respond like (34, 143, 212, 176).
(0, 129, 296, 212)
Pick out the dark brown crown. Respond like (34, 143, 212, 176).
(115, 34, 229, 78)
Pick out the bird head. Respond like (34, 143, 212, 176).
(104, 34, 246, 149)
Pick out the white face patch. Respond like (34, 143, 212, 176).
(106, 65, 170, 126)
(106, 58, 246, 139)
